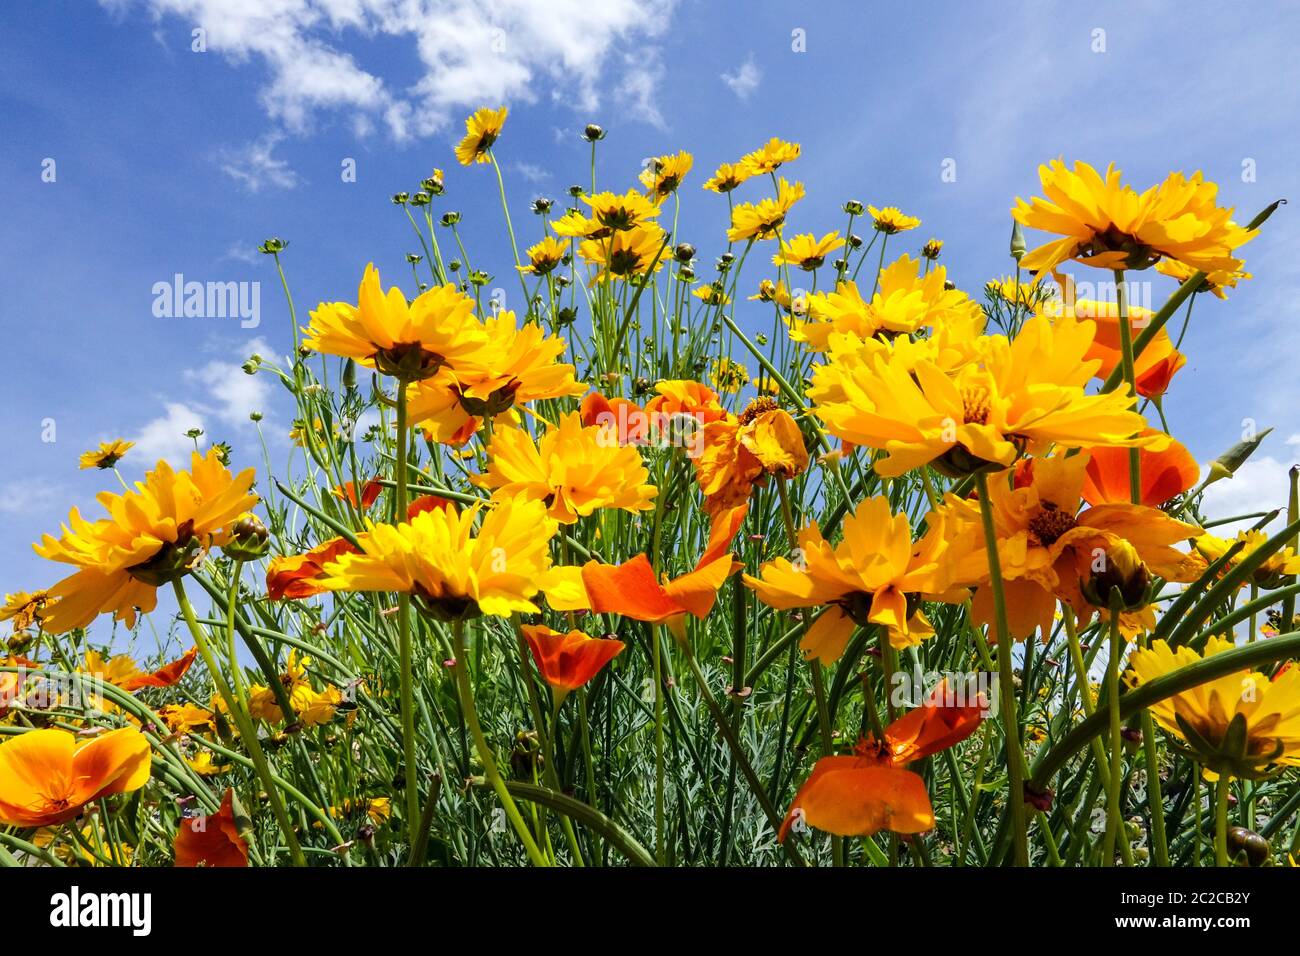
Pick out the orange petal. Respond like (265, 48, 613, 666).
(800, 606, 856, 664)
(882, 681, 986, 765)
(267, 538, 360, 600)
(521, 624, 625, 692)
(697, 503, 748, 569)
(781, 759, 934, 841)
(581, 555, 683, 622)
(69, 727, 152, 805)
(663, 555, 734, 619)
(971, 578, 1058, 643)
(407, 494, 454, 520)
(174, 787, 249, 867)
(1081, 435, 1199, 508)
(119, 647, 198, 692)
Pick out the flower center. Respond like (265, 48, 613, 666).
(961, 386, 991, 425)
(1028, 502, 1077, 546)
(739, 396, 778, 426)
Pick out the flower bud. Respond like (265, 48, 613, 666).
(1206, 427, 1273, 486)
(223, 514, 270, 561)
(530, 197, 553, 215)
(1010, 220, 1026, 261)
(391, 192, 409, 205)
(582, 124, 606, 142)
(843, 199, 865, 216)
(1081, 539, 1150, 612)
(674, 242, 696, 263)
(1227, 826, 1270, 866)
(440, 211, 461, 227)
(258, 237, 288, 255)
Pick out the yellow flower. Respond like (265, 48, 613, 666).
(1154, 257, 1252, 300)
(187, 751, 229, 776)
(455, 106, 507, 166)
(471, 414, 657, 524)
(749, 279, 799, 312)
(1195, 530, 1300, 590)
(1127, 637, 1300, 778)
(550, 210, 606, 240)
(406, 310, 584, 441)
(744, 496, 960, 660)
(921, 239, 943, 260)
(79, 440, 134, 470)
(739, 137, 801, 176)
(581, 189, 663, 232)
(794, 256, 982, 351)
(316, 495, 561, 619)
(303, 264, 487, 381)
(703, 162, 752, 194)
(986, 275, 1053, 308)
(1011, 159, 1255, 275)
(640, 150, 693, 198)
(518, 236, 568, 275)
(157, 701, 213, 734)
(0, 590, 53, 632)
(772, 231, 845, 271)
(867, 205, 920, 234)
(727, 178, 805, 242)
(578, 223, 668, 282)
(33, 449, 257, 633)
(692, 283, 730, 306)
(811, 313, 1160, 478)
(710, 357, 750, 394)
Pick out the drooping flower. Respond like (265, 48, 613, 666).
(84, 647, 198, 692)
(703, 161, 752, 194)
(33, 449, 257, 633)
(1011, 159, 1255, 275)
(518, 236, 568, 276)
(521, 625, 625, 695)
(745, 496, 964, 660)
(640, 150, 693, 199)
(779, 684, 984, 841)
(866, 205, 920, 234)
(471, 413, 657, 524)
(455, 106, 508, 166)
(936, 453, 1204, 640)
(316, 495, 560, 620)
(727, 178, 805, 242)
(695, 399, 809, 514)
(303, 264, 487, 381)
(739, 137, 801, 176)
(1127, 637, 1300, 778)
(0, 590, 53, 633)
(174, 788, 249, 867)
(0, 727, 151, 827)
(79, 439, 134, 471)
(1155, 257, 1252, 299)
(772, 232, 845, 271)
(810, 313, 1161, 479)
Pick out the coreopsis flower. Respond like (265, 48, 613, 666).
(543, 505, 747, 639)
(226, 651, 341, 726)
(937, 453, 1204, 640)
(793, 256, 982, 351)
(581, 189, 664, 232)
(1040, 279, 1186, 398)
(1080, 432, 1199, 507)
(749, 279, 800, 313)
(407, 310, 584, 440)
(1011, 160, 1255, 275)
(1194, 530, 1300, 590)
(1127, 637, 1300, 778)
(810, 313, 1160, 478)
(578, 223, 669, 282)
(521, 625, 625, 695)
(710, 357, 750, 394)
(186, 751, 230, 776)
(640, 150, 693, 199)
(695, 399, 810, 514)
(157, 701, 214, 734)
(324, 797, 392, 827)
(455, 106, 508, 166)
(692, 282, 730, 306)
(471, 413, 657, 524)
(986, 275, 1053, 309)
(921, 238, 944, 260)
(772, 232, 845, 271)
(518, 236, 568, 276)
(79, 439, 134, 470)
(174, 788, 249, 867)
(745, 496, 963, 660)
(84, 647, 197, 692)
(1155, 257, 1252, 299)
(703, 161, 752, 193)
(779, 684, 984, 841)
(303, 265, 487, 381)
(867, 205, 920, 234)
(316, 495, 561, 620)
(727, 178, 805, 242)
(0, 590, 53, 632)
(739, 137, 801, 176)
(33, 449, 257, 633)
(0, 727, 151, 827)
(550, 209, 608, 240)
(266, 537, 360, 600)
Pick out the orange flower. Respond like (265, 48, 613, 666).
(521, 625, 625, 694)
(695, 399, 809, 514)
(334, 479, 384, 510)
(1081, 431, 1199, 507)
(0, 727, 151, 827)
(580, 392, 650, 445)
(779, 684, 984, 841)
(174, 788, 249, 867)
(643, 380, 729, 426)
(0, 655, 35, 717)
(406, 494, 454, 519)
(84, 647, 198, 692)
(266, 538, 360, 600)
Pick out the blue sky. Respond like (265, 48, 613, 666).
(3, 0, 1299, 612)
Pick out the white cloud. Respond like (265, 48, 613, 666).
(1200, 453, 1299, 537)
(106, 0, 678, 140)
(219, 133, 299, 192)
(614, 53, 666, 130)
(131, 402, 207, 466)
(721, 54, 761, 100)
(221, 241, 261, 264)
(511, 161, 551, 184)
(0, 481, 60, 516)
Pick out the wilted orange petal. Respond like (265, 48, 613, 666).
(882, 681, 985, 765)
(118, 647, 198, 692)
(174, 788, 249, 867)
(697, 503, 748, 569)
(662, 555, 734, 619)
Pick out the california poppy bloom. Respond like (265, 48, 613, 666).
(521, 625, 625, 695)
(779, 684, 983, 841)
(1080, 431, 1199, 507)
(579, 392, 650, 445)
(84, 647, 198, 692)
(0, 727, 151, 827)
(174, 788, 250, 867)
(266, 537, 360, 600)
(334, 479, 384, 510)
